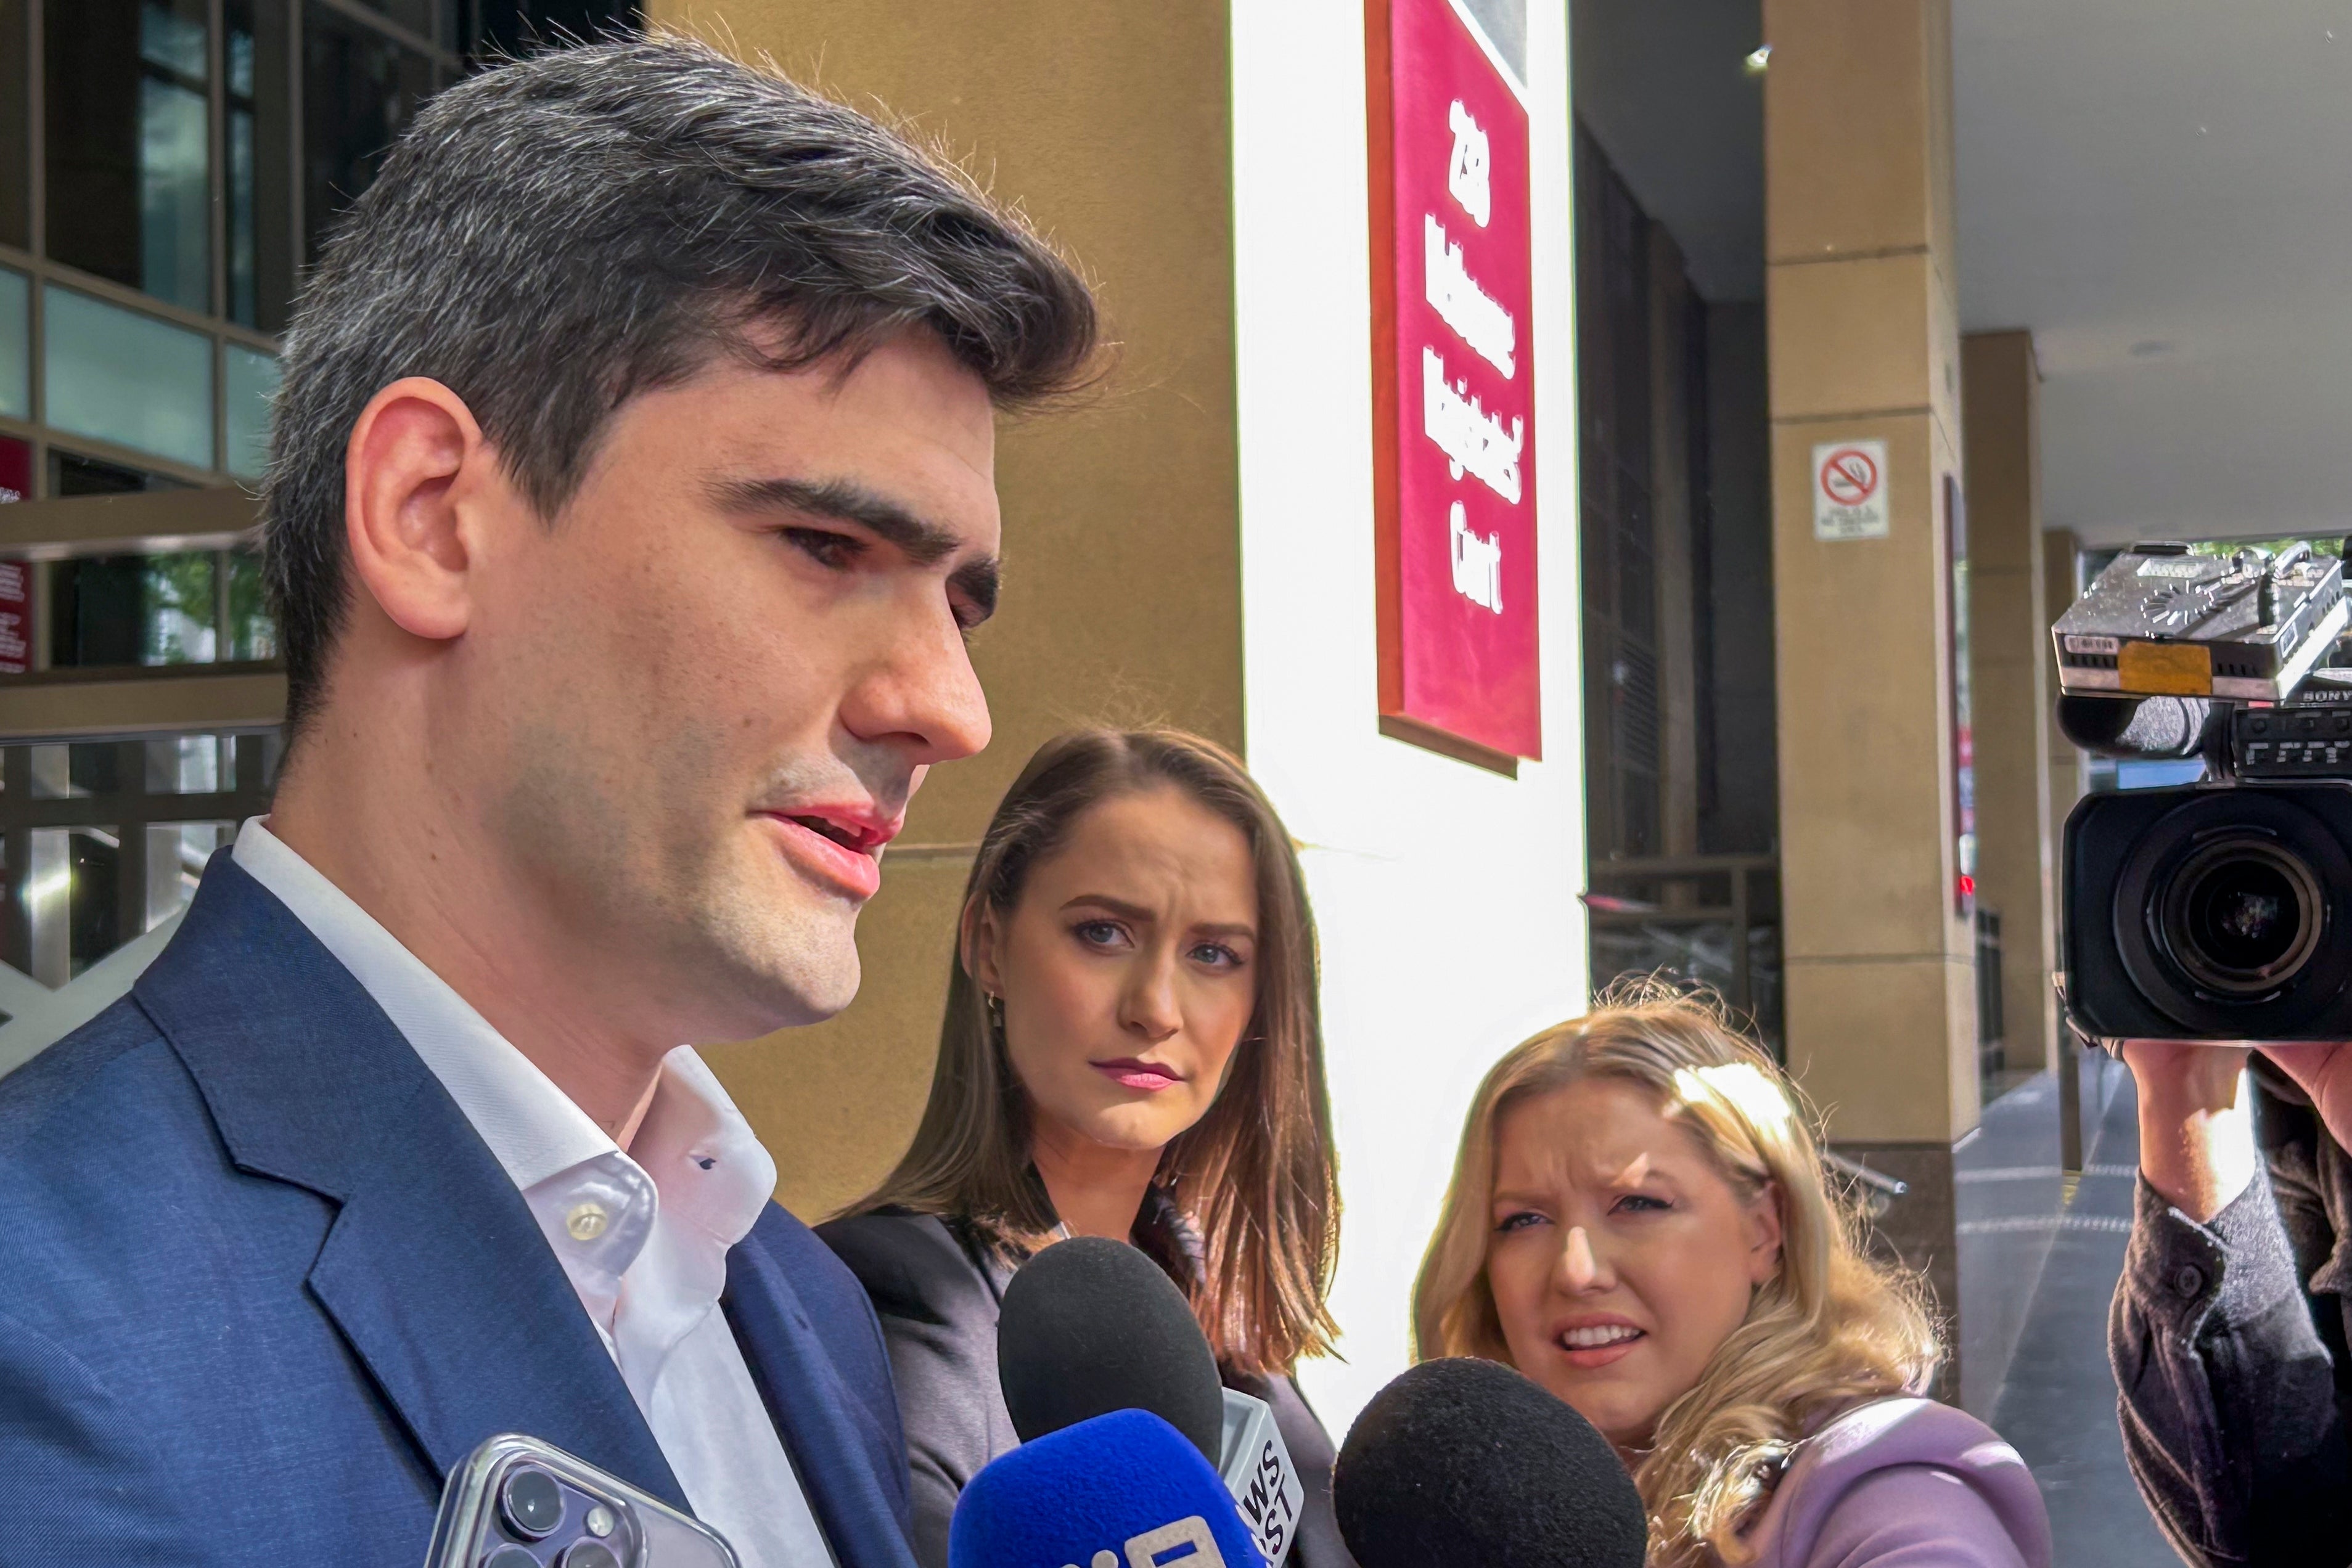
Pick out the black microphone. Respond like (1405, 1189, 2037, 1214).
(997, 1235, 1227, 1460)
(1334, 1358, 1647, 1568)
(996, 1235, 1308, 1565)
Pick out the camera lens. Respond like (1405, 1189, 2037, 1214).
(562, 1543, 622, 1568)
(482, 1549, 538, 1568)
(2159, 836, 2326, 995)
(499, 1466, 566, 1540)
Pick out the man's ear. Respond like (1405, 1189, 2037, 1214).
(342, 377, 493, 643)
(1747, 1178, 1786, 1286)
(961, 897, 1004, 997)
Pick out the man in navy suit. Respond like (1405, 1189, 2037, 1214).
(0, 34, 1096, 1567)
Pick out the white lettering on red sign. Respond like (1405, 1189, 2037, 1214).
(0, 560, 30, 674)
(1423, 214, 1515, 378)
(1446, 100, 1492, 227)
(1422, 345, 1523, 504)
(1449, 502, 1502, 614)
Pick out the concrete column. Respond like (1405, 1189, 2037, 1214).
(2043, 528, 2086, 843)
(652, 0, 1246, 1219)
(1963, 330, 2056, 1077)
(1763, 0, 1975, 1366)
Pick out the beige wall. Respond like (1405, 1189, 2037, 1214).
(652, 0, 1245, 1219)
(1765, 0, 1977, 1146)
(1963, 330, 2057, 1074)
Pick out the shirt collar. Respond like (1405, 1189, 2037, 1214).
(227, 817, 776, 1246)
(232, 816, 612, 1192)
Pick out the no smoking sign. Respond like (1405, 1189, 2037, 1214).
(1813, 439, 1889, 541)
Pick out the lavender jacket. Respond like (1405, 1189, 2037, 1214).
(1736, 1398, 2053, 1568)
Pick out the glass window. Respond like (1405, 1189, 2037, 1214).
(304, 7, 433, 266)
(41, 547, 271, 668)
(226, 549, 275, 659)
(25, 825, 121, 982)
(139, 551, 218, 664)
(0, 267, 25, 420)
(47, 558, 147, 668)
(27, 741, 120, 801)
(224, 344, 280, 480)
(146, 820, 231, 929)
(356, 0, 451, 51)
(4, 734, 277, 982)
(47, 449, 192, 497)
(49, 552, 218, 668)
(43, 285, 215, 470)
(224, 0, 295, 332)
(0, 0, 27, 251)
(44, 1, 215, 314)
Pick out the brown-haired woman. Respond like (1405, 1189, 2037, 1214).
(817, 729, 1345, 1568)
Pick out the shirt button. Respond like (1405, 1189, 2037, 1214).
(2171, 1264, 2205, 1298)
(567, 1201, 610, 1241)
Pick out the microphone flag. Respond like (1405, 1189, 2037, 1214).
(949, 1409, 1267, 1568)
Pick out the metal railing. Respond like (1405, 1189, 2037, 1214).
(1976, 905, 2006, 1077)
(1584, 852, 1781, 1052)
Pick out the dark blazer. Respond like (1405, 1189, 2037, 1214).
(0, 854, 917, 1568)
(818, 1203, 1354, 1568)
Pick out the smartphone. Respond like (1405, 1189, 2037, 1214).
(425, 1433, 741, 1568)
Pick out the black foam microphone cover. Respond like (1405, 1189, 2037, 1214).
(995, 1235, 1226, 1464)
(1334, 1358, 1646, 1568)
(2054, 693, 2218, 761)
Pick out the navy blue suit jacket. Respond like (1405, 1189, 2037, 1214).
(0, 855, 916, 1567)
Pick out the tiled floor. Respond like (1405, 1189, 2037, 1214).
(1989, 1058, 2181, 1566)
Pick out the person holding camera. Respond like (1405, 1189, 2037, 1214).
(2113, 1038, 2352, 1567)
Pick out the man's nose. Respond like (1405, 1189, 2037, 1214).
(843, 608, 993, 766)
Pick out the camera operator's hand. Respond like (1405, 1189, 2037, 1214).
(2252, 1042, 2352, 1151)
(2120, 1040, 2259, 1222)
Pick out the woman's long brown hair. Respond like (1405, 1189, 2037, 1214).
(842, 729, 1340, 1374)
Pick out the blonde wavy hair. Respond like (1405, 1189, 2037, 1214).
(1411, 990, 1938, 1567)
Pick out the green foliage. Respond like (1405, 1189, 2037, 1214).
(2189, 537, 2346, 559)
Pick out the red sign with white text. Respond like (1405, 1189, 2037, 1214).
(1369, 0, 1539, 762)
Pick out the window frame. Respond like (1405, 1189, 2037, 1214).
(2, 0, 461, 499)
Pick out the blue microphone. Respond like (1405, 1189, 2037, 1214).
(948, 1409, 1266, 1568)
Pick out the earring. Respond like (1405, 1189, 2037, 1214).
(986, 992, 1005, 1035)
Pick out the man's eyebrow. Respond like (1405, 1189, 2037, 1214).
(708, 474, 968, 568)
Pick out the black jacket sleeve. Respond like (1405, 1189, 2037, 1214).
(2109, 1164, 2352, 1567)
(817, 1211, 1021, 1568)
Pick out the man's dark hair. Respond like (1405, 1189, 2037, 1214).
(261, 33, 1099, 733)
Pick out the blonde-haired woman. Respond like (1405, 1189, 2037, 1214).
(1415, 994, 2051, 1568)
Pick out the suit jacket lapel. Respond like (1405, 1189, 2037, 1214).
(137, 856, 685, 1509)
(726, 1228, 919, 1568)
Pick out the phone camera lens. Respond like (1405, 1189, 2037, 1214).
(499, 1466, 566, 1540)
(562, 1543, 622, 1568)
(483, 1549, 538, 1568)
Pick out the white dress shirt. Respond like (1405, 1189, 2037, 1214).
(233, 819, 835, 1568)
